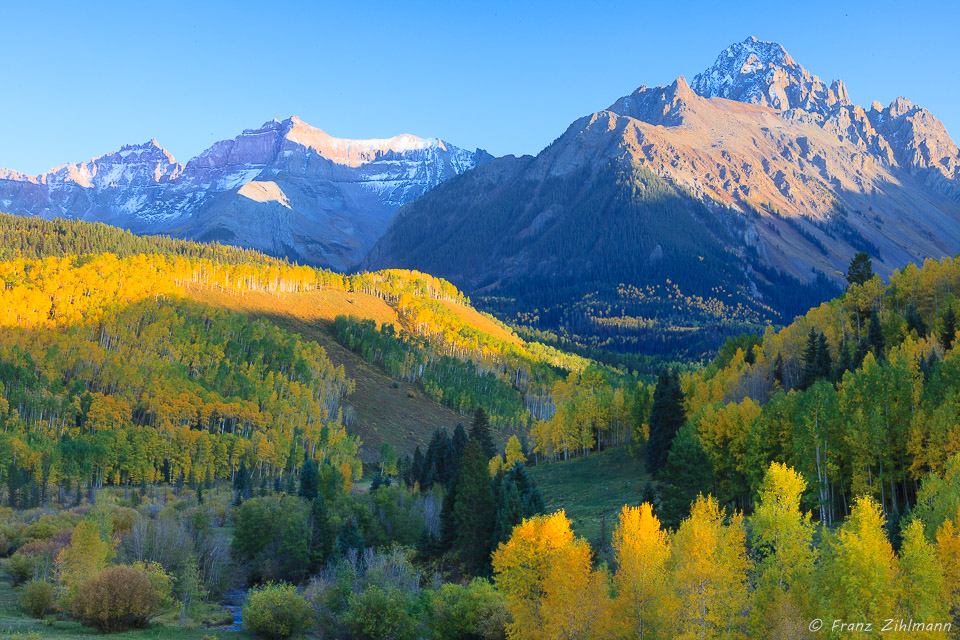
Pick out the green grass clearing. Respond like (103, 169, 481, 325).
(529, 446, 648, 544)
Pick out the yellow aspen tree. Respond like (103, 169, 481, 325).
(612, 503, 672, 640)
(55, 520, 115, 606)
(898, 519, 947, 638)
(936, 507, 960, 621)
(504, 435, 527, 469)
(818, 496, 898, 629)
(669, 494, 751, 640)
(750, 463, 816, 639)
(493, 511, 609, 640)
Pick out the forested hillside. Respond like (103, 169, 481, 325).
(0, 214, 653, 483)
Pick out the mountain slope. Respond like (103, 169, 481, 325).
(366, 37, 960, 358)
(0, 117, 490, 270)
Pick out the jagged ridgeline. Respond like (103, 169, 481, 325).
(0, 215, 641, 489)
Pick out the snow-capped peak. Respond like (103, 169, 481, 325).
(691, 36, 851, 113)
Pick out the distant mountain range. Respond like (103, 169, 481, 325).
(365, 37, 960, 357)
(3, 37, 960, 358)
(0, 116, 490, 270)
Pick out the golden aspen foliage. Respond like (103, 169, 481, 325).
(936, 507, 960, 621)
(897, 519, 948, 639)
(750, 463, 817, 639)
(492, 511, 609, 640)
(668, 494, 752, 640)
(612, 503, 672, 640)
(55, 520, 115, 606)
(818, 496, 898, 629)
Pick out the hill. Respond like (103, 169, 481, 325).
(366, 37, 960, 359)
(0, 214, 631, 469)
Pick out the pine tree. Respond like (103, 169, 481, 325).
(310, 494, 334, 568)
(646, 369, 686, 477)
(452, 423, 469, 468)
(492, 479, 525, 549)
(773, 353, 785, 389)
(453, 439, 496, 574)
(815, 332, 832, 380)
(233, 460, 250, 505)
(470, 408, 497, 460)
(506, 464, 545, 516)
(800, 328, 820, 390)
(410, 446, 424, 487)
(905, 304, 927, 337)
(941, 306, 957, 352)
(658, 425, 714, 529)
(298, 450, 318, 500)
(337, 517, 364, 558)
(868, 310, 885, 359)
(846, 251, 873, 286)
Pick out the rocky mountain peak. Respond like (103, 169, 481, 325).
(692, 36, 850, 113)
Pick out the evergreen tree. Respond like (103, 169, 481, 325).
(337, 517, 365, 558)
(469, 408, 497, 461)
(452, 423, 469, 469)
(505, 464, 545, 516)
(492, 479, 525, 549)
(410, 446, 424, 487)
(815, 332, 832, 380)
(941, 306, 957, 352)
(853, 339, 870, 369)
(905, 304, 927, 337)
(658, 425, 714, 529)
(233, 460, 251, 505)
(645, 369, 686, 476)
(800, 329, 820, 390)
(453, 439, 496, 574)
(196, 485, 204, 505)
(310, 494, 334, 568)
(438, 474, 458, 552)
(284, 472, 296, 495)
(846, 251, 873, 286)
(773, 352, 786, 389)
(273, 475, 282, 494)
(298, 450, 318, 500)
(867, 310, 885, 359)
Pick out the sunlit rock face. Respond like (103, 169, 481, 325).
(0, 116, 490, 270)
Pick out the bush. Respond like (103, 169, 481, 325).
(242, 583, 310, 640)
(71, 565, 162, 632)
(428, 579, 508, 640)
(5, 553, 34, 586)
(343, 586, 419, 640)
(21, 580, 55, 618)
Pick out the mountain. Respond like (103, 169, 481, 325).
(0, 116, 490, 270)
(365, 37, 960, 358)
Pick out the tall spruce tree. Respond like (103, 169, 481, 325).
(299, 450, 318, 500)
(469, 408, 497, 460)
(453, 439, 496, 574)
(452, 423, 469, 469)
(868, 310, 885, 359)
(846, 251, 873, 286)
(941, 306, 957, 352)
(310, 494, 334, 569)
(337, 517, 365, 558)
(658, 425, 715, 529)
(645, 369, 686, 476)
(233, 460, 251, 505)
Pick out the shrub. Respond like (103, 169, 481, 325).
(428, 579, 507, 640)
(71, 565, 162, 632)
(343, 586, 419, 640)
(21, 580, 55, 619)
(5, 553, 34, 586)
(242, 583, 310, 640)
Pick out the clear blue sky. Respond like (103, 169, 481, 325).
(2, 0, 956, 175)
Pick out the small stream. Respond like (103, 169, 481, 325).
(221, 589, 248, 631)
